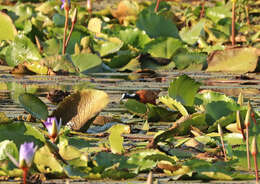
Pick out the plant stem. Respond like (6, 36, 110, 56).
(200, 0, 205, 18)
(65, 22, 75, 48)
(253, 154, 259, 184)
(23, 168, 28, 184)
(231, 0, 236, 46)
(246, 126, 251, 171)
(154, 0, 160, 13)
(245, 5, 250, 25)
(62, 9, 69, 55)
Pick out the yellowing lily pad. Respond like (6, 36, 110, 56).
(207, 47, 260, 73)
(52, 89, 109, 131)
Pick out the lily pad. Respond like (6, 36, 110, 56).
(108, 124, 130, 154)
(136, 8, 179, 39)
(207, 47, 260, 73)
(5, 34, 42, 67)
(144, 37, 183, 59)
(71, 53, 102, 74)
(52, 89, 109, 131)
(0, 12, 17, 41)
(0, 140, 18, 161)
(180, 20, 205, 45)
(19, 93, 48, 121)
(168, 75, 201, 106)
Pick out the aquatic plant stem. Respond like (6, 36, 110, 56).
(200, 0, 205, 18)
(154, 0, 160, 12)
(87, 0, 92, 15)
(245, 5, 250, 25)
(231, 0, 236, 46)
(65, 9, 77, 48)
(246, 126, 251, 171)
(22, 167, 28, 184)
(62, 8, 69, 55)
(252, 137, 259, 184)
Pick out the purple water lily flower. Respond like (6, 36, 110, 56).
(44, 117, 62, 142)
(61, 0, 71, 10)
(19, 142, 37, 169)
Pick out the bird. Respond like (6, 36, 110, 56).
(120, 90, 160, 105)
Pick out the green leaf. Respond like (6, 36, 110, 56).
(34, 145, 64, 174)
(207, 47, 259, 73)
(24, 61, 48, 75)
(180, 20, 205, 45)
(0, 122, 45, 147)
(136, 9, 179, 38)
(144, 37, 183, 59)
(0, 12, 17, 41)
(124, 99, 147, 116)
(173, 51, 207, 70)
(168, 75, 201, 106)
(108, 124, 130, 154)
(118, 28, 150, 49)
(159, 96, 188, 116)
(93, 36, 123, 57)
(153, 113, 207, 145)
(40, 55, 77, 73)
(5, 35, 42, 66)
(206, 101, 239, 126)
(71, 53, 102, 74)
(0, 140, 18, 161)
(94, 152, 128, 172)
(43, 38, 61, 56)
(64, 165, 88, 179)
(195, 91, 237, 106)
(206, 5, 232, 23)
(19, 93, 48, 120)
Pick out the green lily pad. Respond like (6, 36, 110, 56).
(0, 122, 45, 147)
(0, 140, 18, 161)
(124, 99, 147, 116)
(118, 28, 151, 49)
(206, 5, 232, 24)
(168, 75, 201, 106)
(34, 145, 64, 174)
(136, 8, 179, 39)
(71, 53, 102, 74)
(180, 20, 205, 45)
(93, 36, 123, 57)
(19, 93, 48, 121)
(144, 37, 183, 59)
(108, 124, 130, 154)
(159, 96, 188, 116)
(40, 54, 77, 73)
(5, 34, 42, 67)
(173, 51, 207, 70)
(0, 12, 17, 41)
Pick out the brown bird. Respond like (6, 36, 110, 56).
(120, 90, 160, 105)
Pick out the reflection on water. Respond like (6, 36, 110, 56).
(1, 72, 260, 119)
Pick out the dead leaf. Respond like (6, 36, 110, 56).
(52, 89, 109, 131)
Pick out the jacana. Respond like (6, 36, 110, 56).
(120, 90, 160, 105)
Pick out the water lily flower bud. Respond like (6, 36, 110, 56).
(19, 142, 37, 169)
(251, 136, 258, 156)
(72, 8, 77, 23)
(244, 101, 252, 128)
(44, 117, 62, 141)
(61, 0, 71, 11)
